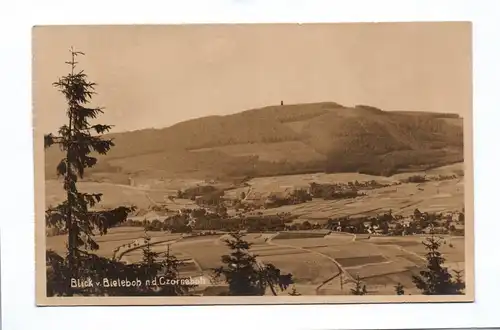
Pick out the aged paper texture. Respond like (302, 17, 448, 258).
(33, 22, 474, 305)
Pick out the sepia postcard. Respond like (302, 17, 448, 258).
(33, 22, 474, 306)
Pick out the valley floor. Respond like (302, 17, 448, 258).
(46, 229, 465, 296)
(44, 163, 467, 296)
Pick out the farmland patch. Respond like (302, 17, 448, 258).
(396, 253, 426, 265)
(362, 268, 421, 289)
(254, 249, 310, 257)
(336, 255, 387, 267)
(259, 253, 340, 285)
(347, 257, 416, 279)
(273, 232, 328, 240)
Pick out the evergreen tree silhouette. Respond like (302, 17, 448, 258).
(350, 274, 368, 295)
(394, 283, 405, 295)
(412, 227, 464, 294)
(213, 232, 293, 295)
(44, 48, 135, 294)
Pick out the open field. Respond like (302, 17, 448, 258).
(45, 180, 201, 210)
(368, 235, 465, 265)
(45, 163, 464, 218)
(254, 177, 463, 221)
(259, 252, 341, 285)
(45, 163, 466, 295)
(268, 233, 464, 295)
(273, 231, 331, 240)
(46, 227, 182, 258)
(47, 225, 466, 295)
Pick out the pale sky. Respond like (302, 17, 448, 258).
(32, 22, 471, 134)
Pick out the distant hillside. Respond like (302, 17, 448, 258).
(44, 102, 464, 182)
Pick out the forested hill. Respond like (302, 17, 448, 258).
(44, 102, 464, 182)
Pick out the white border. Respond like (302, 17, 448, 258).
(2, 0, 500, 329)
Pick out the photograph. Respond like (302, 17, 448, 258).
(33, 22, 474, 305)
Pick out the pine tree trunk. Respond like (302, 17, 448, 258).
(66, 119, 79, 279)
(66, 55, 78, 279)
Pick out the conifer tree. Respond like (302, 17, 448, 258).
(136, 231, 193, 296)
(140, 231, 163, 278)
(157, 243, 195, 296)
(213, 232, 293, 295)
(452, 269, 465, 294)
(394, 282, 405, 295)
(44, 48, 135, 286)
(350, 274, 367, 295)
(411, 227, 464, 294)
